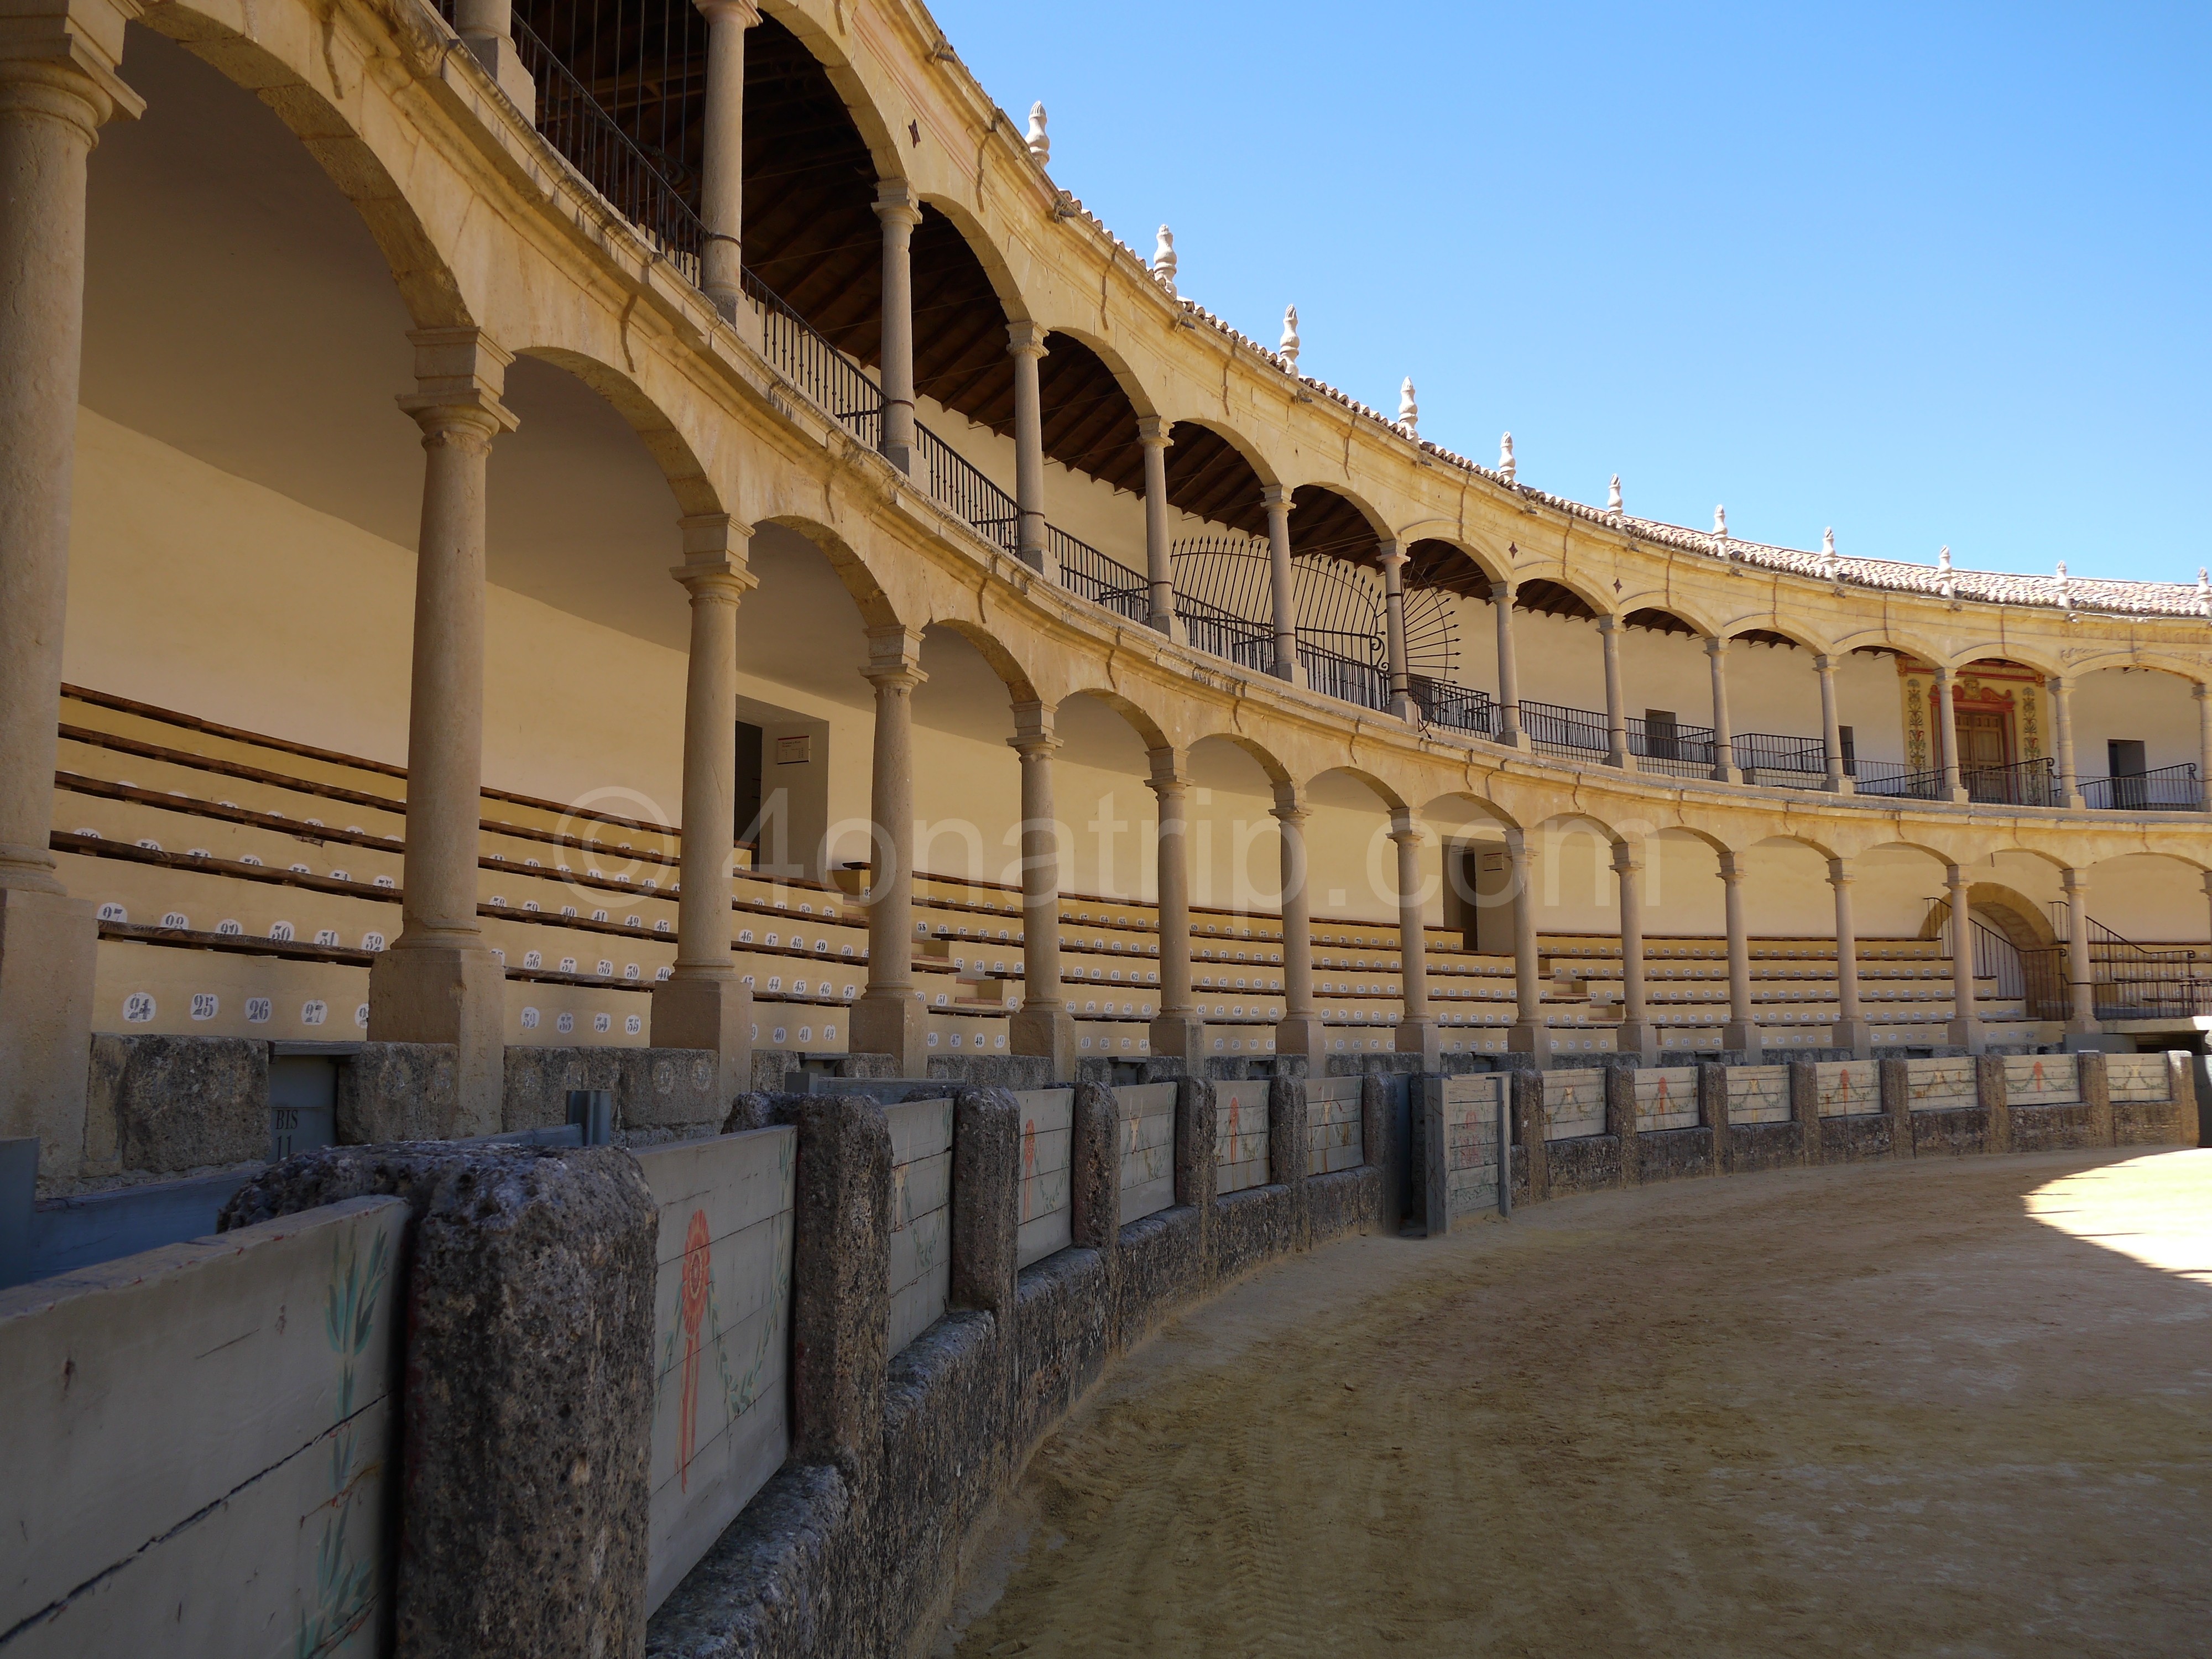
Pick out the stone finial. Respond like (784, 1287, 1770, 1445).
(1498, 431, 1515, 482)
(1280, 305, 1300, 373)
(2053, 560, 2073, 612)
(1712, 504, 1728, 539)
(1025, 102, 1049, 165)
(2197, 567, 2210, 617)
(1152, 226, 1177, 296)
(1607, 474, 1623, 515)
(1820, 526, 1839, 581)
(1399, 379, 1419, 437)
(1937, 544, 1956, 601)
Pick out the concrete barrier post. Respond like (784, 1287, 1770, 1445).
(1880, 1056, 1912, 1157)
(1604, 1064, 1641, 1186)
(2077, 1050, 2113, 1146)
(1361, 1071, 1396, 1233)
(950, 1088, 1019, 1319)
(1418, 1077, 1447, 1236)
(775, 1095, 890, 1499)
(1976, 1054, 2011, 1154)
(1269, 1071, 1311, 1244)
(1174, 1074, 1217, 1212)
(1787, 1058, 1822, 1165)
(220, 1144, 658, 1659)
(1698, 1061, 1731, 1175)
(2181, 1053, 2208, 1146)
(1069, 1081, 1120, 1254)
(1512, 1070, 1548, 1204)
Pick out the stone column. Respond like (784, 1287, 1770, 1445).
(1717, 849, 1759, 1057)
(873, 182, 920, 474)
(453, 0, 536, 118)
(1933, 664, 1965, 801)
(1492, 579, 1527, 748)
(1138, 416, 1173, 634)
(1815, 653, 1851, 793)
(2197, 682, 2212, 813)
(1272, 795, 1325, 1058)
(1008, 701, 1074, 1077)
(1146, 747, 1203, 1060)
(368, 330, 519, 1134)
(851, 628, 927, 1072)
(1944, 863, 1984, 1052)
(692, 0, 758, 320)
(1611, 842, 1654, 1062)
(1707, 635, 1740, 782)
(1006, 321, 1048, 573)
(2062, 868, 2096, 1035)
(1391, 811, 1438, 1064)
(0, 1, 139, 1176)
(1828, 859, 1871, 1057)
(1506, 831, 1545, 1056)
(2049, 674, 2081, 807)
(1262, 484, 1297, 684)
(650, 522, 757, 1104)
(1379, 539, 1413, 720)
(1599, 613, 1630, 768)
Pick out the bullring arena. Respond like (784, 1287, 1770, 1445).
(0, 0, 2206, 1654)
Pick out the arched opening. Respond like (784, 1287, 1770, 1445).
(2072, 666, 2203, 809)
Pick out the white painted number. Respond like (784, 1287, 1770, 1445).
(247, 997, 272, 1023)
(122, 992, 155, 1023)
(520, 1007, 540, 1029)
(556, 1012, 575, 1034)
(301, 1000, 327, 1026)
(624, 1014, 642, 1035)
(190, 993, 218, 1021)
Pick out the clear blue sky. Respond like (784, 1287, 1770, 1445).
(928, 0, 2208, 583)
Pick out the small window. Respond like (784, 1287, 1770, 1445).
(2108, 739, 2146, 778)
(1839, 724, 1856, 775)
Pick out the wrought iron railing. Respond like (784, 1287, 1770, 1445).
(1849, 759, 1933, 797)
(1053, 528, 1150, 624)
(741, 268, 882, 447)
(1733, 732, 1827, 776)
(1964, 757, 2060, 807)
(1176, 594, 1275, 672)
(1408, 676, 1494, 736)
(2081, 762, 2201, 812)
(2019, 945, 2070, 1020)
(504, 17, 705, 282)
(1299, 640, 1389, 711)
(1520, 698, 1610, 756)
(915, 425, 1019, 554)
(2084, 918, 2212, 1018)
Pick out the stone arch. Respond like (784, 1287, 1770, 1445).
(1042, 325, 1161, 422)
(143, 4, 473, 329)
(518, 347, 726, 520)
(921, 618, 1040, 706)
(753, 514, 905, 632)
(1058, 686, 1172, 755)
(1404, 535, 1510, 594)
(1188, 731, 1293, 790)
(1305, 765, 1408, 814)
(755, 0, 909, 182)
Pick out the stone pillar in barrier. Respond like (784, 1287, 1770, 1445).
(1787, 1058, 1822, 1165)
(2078, 1050, 2113, 1146)
(1174, 1074, 1217, 1219)
(950, 1088, 1019, 1318)
(1976, 1053, 2011, 1154)
(1417, 1079, 1447, 1236)
(1070, 1081, 1120, 1254)
(1361, 1071, 1395, 1233)
(218, 1144, 657, 1659)
(1880, 1056, 1913, 1157)
(775, 1095, 890, 1499)
(1268, 1071, 1311, 1244)
(1512, 1070, 1548, 1204)
(2178, 1052, 2208, 1146)
(1698, 1061, 1731, 1175)
(1604, 1063, 1641, 1186)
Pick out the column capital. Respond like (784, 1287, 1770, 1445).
(1932, 661, 1955, 683)
(1814, 651, 1839, 672)
(861, 625, 925, 688)
(1387, 812, 1423, 845)
(1944, 862, 1969, 889)
(2195, 680, 2211, 702)
(397, 327, 518, 438)
(1717, 849, 1747, 883)
(1376, 539, 1406, 571)
(1597, 611, 1623, 635)
(1135, 415, 1171, 448)
(1704, 633, 1730, 658)
(1269, 795, 1309, 825)
(1145, 744, 1190, 792)
(2061, 867, 2089, 894)
(1005, 320, 1048, 357)
(1610, 842, 1643, 876)
(872, 178, 922, 227)
(1826, 857, 1853, 885)
(670, 515, 756, 597)
(1008, 698, 1058, 755)
(1491, 576, 1517, 604)
(693, 0, 761, 23)
(1260, 483, 1294, 512)
(0, 0, 148, 124)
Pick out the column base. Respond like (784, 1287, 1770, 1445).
(1721, 1020, 1762, 1060)
(1825, 774, 1855, 796)
(367, 942, 505, 1138)
(0, 885, 97, 1177)
(1506, 1019, 1547, 1056)
(1606, 745, 1630, 769)
(1495, 729, 1532, 753)
(1394, 1016, 1441, 1067)
(1944, 786, 1970, 805)
(1829, 1017, 1874, 1058)
(1274, 1010, 1329, 1059)
(1711, 764, 1741, 784)
(880, 439, 914, 476)
(1009, 1000, 1078, 1082)
(1147, 1011, 1208, 1060)
(1390, 693, 1416, 723)
(650, 972, 754, 1116)
(1946, 1015, 1986, 1055)
(1613, 1019, 1658, 1064)
(2065, 1016, 2102, 1037)
(851, 988, 929, 1076)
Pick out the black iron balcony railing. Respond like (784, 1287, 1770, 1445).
(1520, 698, 1610, 756)
(1408, 676, 1495, 737)
(1053, 528, 1150, 624)
(2081, 763, 2202, 812)
(1859, 757, 2060, 806)
(1175, 594, 1275, 673)
(914, 425, 1019, 554)
(1733, 732, 1827, 780)
(1298, 640, 1389, 711)
(2085, 919, 2212, 1017)
(741, 268, 883, 448)
(1627, 714, 1716, 776)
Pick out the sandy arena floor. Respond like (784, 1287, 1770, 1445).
(940, 1149, 2212, 1658)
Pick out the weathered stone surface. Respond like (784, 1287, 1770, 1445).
(1913, 1105, 1989, 1157)
(1015, 1246, 1110, 1449)
(1360, 1072, 1398, 1234)
(1545, 1133, 1621, 1194)
(1211, 1184, 1295, 1282)
(1729, 1120, 1808, 1175)
(646, 1463, 857, 1659)
(1113, 1203, 1204, 1348)
(1978, 1054, 2012, 1154)
(1787, 1060, 1823, 1166)
(1307, 1166, 1379, 1244)
(1267, 1072, 1310, 1245)
(503, 1047, 722, 1134)
(1511, 1071, 1547, 1204)
(85, 1033, 268, 1172)
(1639, 1125, 1713, 1182)
(1697, 1063, 1732, 1175)
(880, 1312, 1004, 1650)
(1880, 1056, 1914, 1155)
(2078, 1051, 2114, 1146)
(2012, 1102, 2099, 1153)
(337, 1042, 460, 1144)
(221, 1142, 658, 1659)
(1173, 1075, 1215, 1212)
(950, 1088, 1019, 1324)
(1604, 1065, 1640, 1186)
(2116, 1097, 2188, 1146)
(927, 1053, 1052, 1089)
(1068, 1082, 1119, 1252)
(1819, 1113, 1895, 1161)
